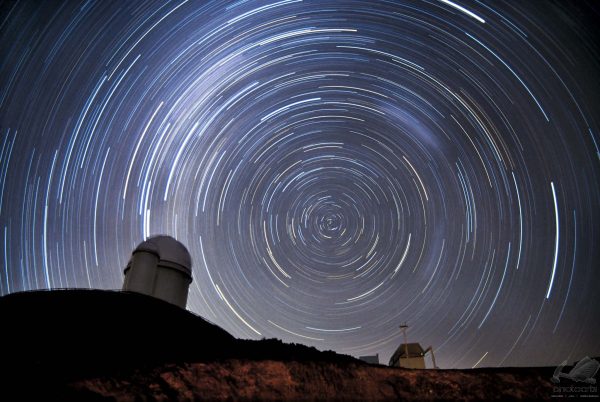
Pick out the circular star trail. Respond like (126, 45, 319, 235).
(1, 0, 599, 368)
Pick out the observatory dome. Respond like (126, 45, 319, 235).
(123, 235, 193, 308)
(135, 235, 192, 275)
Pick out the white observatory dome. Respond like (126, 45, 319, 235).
(134, 235, 192, 275)
(122, 235, 193, 308)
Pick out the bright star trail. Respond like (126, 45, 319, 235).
(1, 0, 599, 368)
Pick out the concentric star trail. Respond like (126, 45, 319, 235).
(1, 0, 599, 368)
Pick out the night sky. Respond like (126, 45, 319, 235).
(1, 0, 599, 369)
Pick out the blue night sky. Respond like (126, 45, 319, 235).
(0, 0, 599, 368)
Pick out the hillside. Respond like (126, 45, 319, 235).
(0, 290, 574, 400)
(66, 360, 560, 401)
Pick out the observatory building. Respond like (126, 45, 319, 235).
(122, 235, 193, 309)
(389, 343, 432, 369)
(358, 354, 380, 365)
(389, 324, 438, 369)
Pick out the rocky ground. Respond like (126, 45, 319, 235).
(1, 289, 590, 401)
(65, 360, 561, 401)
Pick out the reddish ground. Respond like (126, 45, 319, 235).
(69, 360, 556, 401)
(2, 290, 586, 401)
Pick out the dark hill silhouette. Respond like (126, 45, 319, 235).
(0, 289, 356, 366)
(0, 289, 357, 399)
(0, 290, 591, 401)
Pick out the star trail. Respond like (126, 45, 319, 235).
(1, 0, 599, 368)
